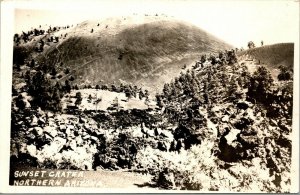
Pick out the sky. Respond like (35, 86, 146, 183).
(12, 0, 300, 48)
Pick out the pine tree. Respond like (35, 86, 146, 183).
(75, 92, 82, 106)
(139, 90, 144, 100)
(16, 94, 26, 110)
(51, 67, 57, 76)
(278, 65, 292, 81)
(64, 80, 71, 93)
(247, 66, 273, 104)
(210, 55, 217, 65)
(200, 55, 206, 64)
(163, 83, 171, 97)
(52, 88, 62, 111)
(144, 90, 149, 99)
(12, 86, 18, 96)
(247, 41, 255, 49)
(112, 97, 119, 107)
(30, 59, 35, 67)
(125, 87, 132, 99)
(64, 68, 70, 74)
(111, 84, 117, 92)
(28, 71, 53, 109)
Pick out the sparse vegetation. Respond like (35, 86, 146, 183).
(278, 65, 292, 81)
(248, 41, 255, 49)
(10, 18, 294, 193)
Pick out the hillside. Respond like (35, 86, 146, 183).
(238, 43, 294, 69)
(10, 15, 294, 193)
(237, 43, 294, 79)
(13, 15, 232, 92)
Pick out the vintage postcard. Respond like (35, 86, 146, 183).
(0, 0, 299, 193)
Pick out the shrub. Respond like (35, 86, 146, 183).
(13, 46, 30, 66)
(277, 66, 292, 81)
(247, 66, 273, 104)
(136, 137, 284, 192)
(248, 41, 255, 49)
(75, 92, 82, 106)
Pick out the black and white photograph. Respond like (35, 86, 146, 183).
(0, 0, 299, 193)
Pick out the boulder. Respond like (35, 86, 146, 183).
(69, 140, 77, 150)
(238, 134, 259, 148)
(44, 133, 53, 142)
(48, 119, 56, 127)
(109, 158, 119, 170)
(44, 126, 58, 137)
(47, 112, 54, 118)
(27, 144, 37, 157)
(34, 127, 44, 136)
(19, 143, 27, 153)
(38, 118, 45, 126)
(217, 124, 230, 137)
(84, 123, 90, 130)
(241, 126, 258, 136)
(26, 132, 36, 141)
(37, 107, 45, 116)
(90, 136, 98, 142)
(159, 130, 173, 141)
(75, 136, 84, 146)
(67, 124, 75, 130)
(147, 128, 155, 137)
(224, 128, 240, 145)
(59, 125, 67, 131)
(28, 127, 34, 132)
(48, 137, 66, 153)
(233, 117, 253, 130)
(221, 115, 229, 122)
(157, 141, 168, 152)
(230, 140, 243, 150)
(269, 119, 278, 126)
(79, 117, 87, 124)
(131, 126, 143, 138)
(91, 124, 98, 130)
(65, 128, 71, 137)
(83, 134, 91, 140)
(82, 131, 88, 137)
(24, 99, 31, 108)
(17, 121, 24, 125)
(236, 101, 250, 110)
(30, 115, 38, 126)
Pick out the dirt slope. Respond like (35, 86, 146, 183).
(238, 43, 294, 69)
(19, 15, 232, 91)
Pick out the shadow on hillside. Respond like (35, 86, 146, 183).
(134, 182, 157, 188)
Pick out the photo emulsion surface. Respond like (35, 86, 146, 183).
(8, 1, 298, 193)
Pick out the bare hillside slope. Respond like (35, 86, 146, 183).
(19, 16, 232, 91)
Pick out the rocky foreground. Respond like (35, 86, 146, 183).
(11, 47, 293, 192)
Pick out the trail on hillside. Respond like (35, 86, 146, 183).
(58, 56, 103, 81)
